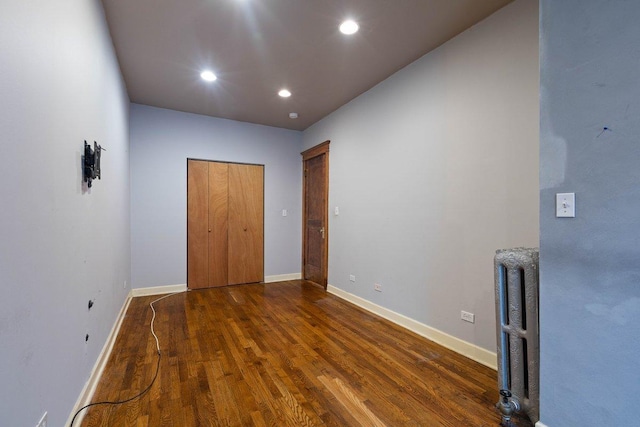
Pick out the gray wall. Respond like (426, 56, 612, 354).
(539, 1, 640, 425)
(130, 104, 302, 288)
(0, 1, 130, 426)
(302, 0, 539, 352)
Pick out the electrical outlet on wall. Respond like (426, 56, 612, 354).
(461, 311, 475, 323)
(374, 283, 382, 292)
(349, 275, 356, 282)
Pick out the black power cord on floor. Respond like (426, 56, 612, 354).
(69, 291, 184, 427)
(69, 351, 161, 427)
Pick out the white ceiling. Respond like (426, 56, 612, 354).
(101, 0, 512, 131)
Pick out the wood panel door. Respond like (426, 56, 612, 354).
(207, 162, 229, 287)
(187, 160, 263, 289)
(187, 160, 210, 289)
(302, 141, 329, 288)
(228, 163, 264, 285)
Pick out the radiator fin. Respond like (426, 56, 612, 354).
(494, 248, 539, 424)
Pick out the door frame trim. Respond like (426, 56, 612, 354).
(301, 141, 330, 288)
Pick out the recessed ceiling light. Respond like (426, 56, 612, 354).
(200, 70, 217, 82)
(289, 112, 298, 119)
(339, 20, 359, 35)
(278, 89, 292, 98)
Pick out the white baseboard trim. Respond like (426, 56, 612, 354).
(264, 273, 302, 283)
(327, 285, 497, 370)
(535, 422, 549, 427)
(66, 294, 132, 426)
(129, 277, 302, 296)
(130, 283, 187, 297)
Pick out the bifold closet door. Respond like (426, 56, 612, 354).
(228, 163, 264, 285)
(208, 162, 229, 287)
(187, 159, 263, 289)
(187, 160, 229, 289)
(187, 160, 209, 289)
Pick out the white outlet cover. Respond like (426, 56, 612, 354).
(461, 311, 475, 323)
(374, 283, 382, 292)
(349, 275, 355, 282)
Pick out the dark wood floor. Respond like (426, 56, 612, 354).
(81, 281, 532, 426)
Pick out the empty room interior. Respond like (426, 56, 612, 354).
(2, 0, 639, 426)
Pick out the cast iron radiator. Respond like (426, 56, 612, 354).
(494, 248, 539, 425)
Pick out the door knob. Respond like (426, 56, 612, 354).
(208, 229, 211, 232)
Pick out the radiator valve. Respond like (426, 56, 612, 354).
(498, 389, 520, 426)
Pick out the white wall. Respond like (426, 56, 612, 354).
(129, 104, 302, 288)
(302, 0, 539, 353)
(539, 1, 640, 425)
(0, 1, 130, 426)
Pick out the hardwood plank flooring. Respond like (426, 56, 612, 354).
(81, 281, 533, 426)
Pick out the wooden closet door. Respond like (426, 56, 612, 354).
(228, 163, 264, 285)
(187, 160, 209, 289)
(208, 162, 229, 287)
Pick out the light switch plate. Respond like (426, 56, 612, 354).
(556, 193, 576, 218)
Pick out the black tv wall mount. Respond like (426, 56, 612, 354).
(83, 140, 105, 188)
